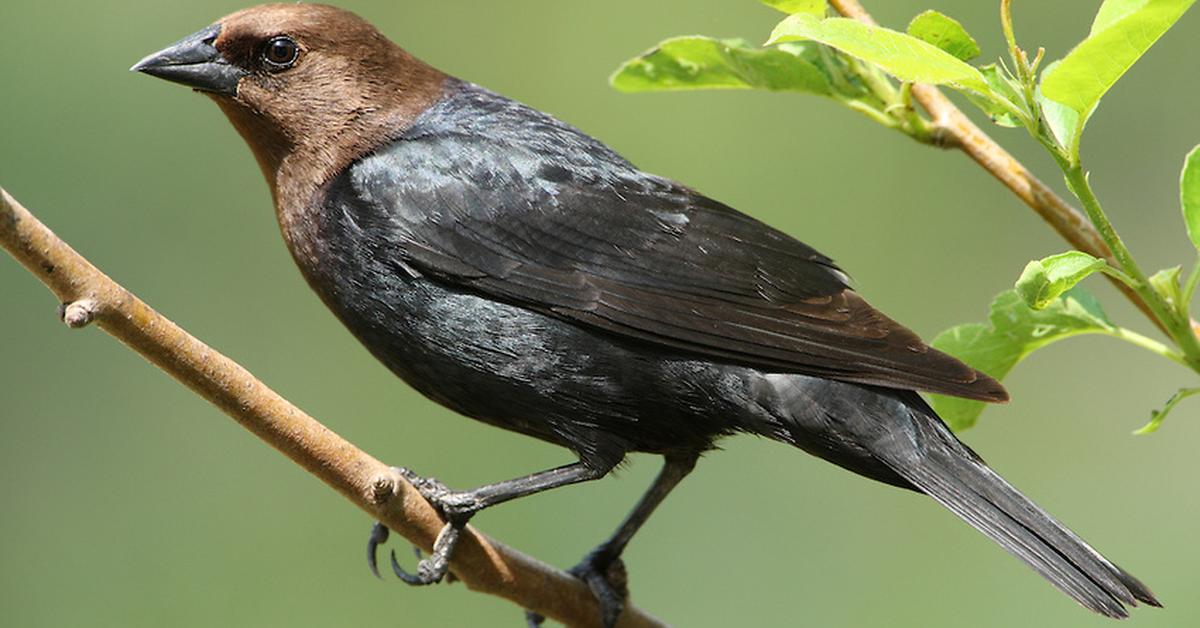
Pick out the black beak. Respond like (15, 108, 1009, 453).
(131, 24, 246, 96)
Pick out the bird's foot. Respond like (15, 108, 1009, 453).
(394, 466, 482, 524)
(388, 520, 463, 586)
(366, 467, 481, 586)
(525, 548, 628, 628)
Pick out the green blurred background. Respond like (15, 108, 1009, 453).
(2, 1, 1197, 626)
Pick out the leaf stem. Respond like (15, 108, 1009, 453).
(1184, 257, 1200, 310)
(1101, 327, 1188, 367)
(843, 57, 934, 143)
(818, 43, 857, 95)
(1064, 165, 1200, 370)
(1000, 0, 1028, 85)
(1098, 265, 1140, 291)
(850, 55, 897, 103)
(1063, 167, 1142, 281)
(841, 98, 899, 129)
(1134, 387, 1200, 435)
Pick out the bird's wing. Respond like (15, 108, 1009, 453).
(338, 132, 1005, 402)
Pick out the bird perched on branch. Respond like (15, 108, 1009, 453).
(133, 4, 1158, 625)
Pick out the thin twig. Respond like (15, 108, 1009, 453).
(0, 187, 664, 628)
(828, 0, 1167, 335)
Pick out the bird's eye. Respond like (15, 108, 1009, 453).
(262, 36, 299, 70)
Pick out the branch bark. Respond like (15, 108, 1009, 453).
(0, 187, 664, 628)
(828, 0, 1167, 335)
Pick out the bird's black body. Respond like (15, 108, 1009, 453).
(314, 80, 860, 469)
(311, 80, 942, 466)
(303, 80, 1153, 616)
(131, 9, 1159, 624)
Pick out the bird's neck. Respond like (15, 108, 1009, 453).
(211, 67, 449, 275)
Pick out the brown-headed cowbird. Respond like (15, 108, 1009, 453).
(132, 4, 1157, 626)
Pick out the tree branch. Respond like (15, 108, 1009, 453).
(0, 187, 664, 628)
(828, 0, 1168, 335)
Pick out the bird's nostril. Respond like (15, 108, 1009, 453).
(200, 23, 221, 46)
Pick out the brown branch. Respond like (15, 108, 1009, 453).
(828, 0, 1167, 335)
(0, 187, 664, 628)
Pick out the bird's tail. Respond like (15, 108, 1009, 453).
(766, 377, 1159, 618)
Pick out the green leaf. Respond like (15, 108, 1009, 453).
(1093, 0, 1152, 34)
(906, 10, 981, 62)
(1134, 387, 1200, 434)
(929, 287, 1114, 430)
(1035, 62, 1081, 153)
(1040, 0, 1195, 158)
(1182, 144, 1200, 250)
(1149, 266, 1182, 308)
(767, 14, 989, 92)
(1015, 251, 1106, 309)
(762, 0, 824, 15)
(611, 37, 832, 95)
(970, 64, 1027, 127)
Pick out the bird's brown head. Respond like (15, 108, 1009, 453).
(132, 4, 446, 200)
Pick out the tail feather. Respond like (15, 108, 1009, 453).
(764, 376, 1157, 617)
(867, 394, 1159, 617)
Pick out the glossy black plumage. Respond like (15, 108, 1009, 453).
(132, 7, 1157, 623)
(331, 80, 1006, 403)
(304, 80, 1154, 616)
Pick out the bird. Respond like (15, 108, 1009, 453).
(131, 4, 1158, 626)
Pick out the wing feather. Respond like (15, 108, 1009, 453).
(343, 127, 1006, 403)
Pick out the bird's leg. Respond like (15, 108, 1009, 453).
(526, 451, 699, 628)
(368, 461, 612, 586)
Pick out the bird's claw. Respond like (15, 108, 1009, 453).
(390, 518, 463, 585)
(367, 522, 391, 578)
(525, 550, 628, 628)
(366, 467, 477, 586)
